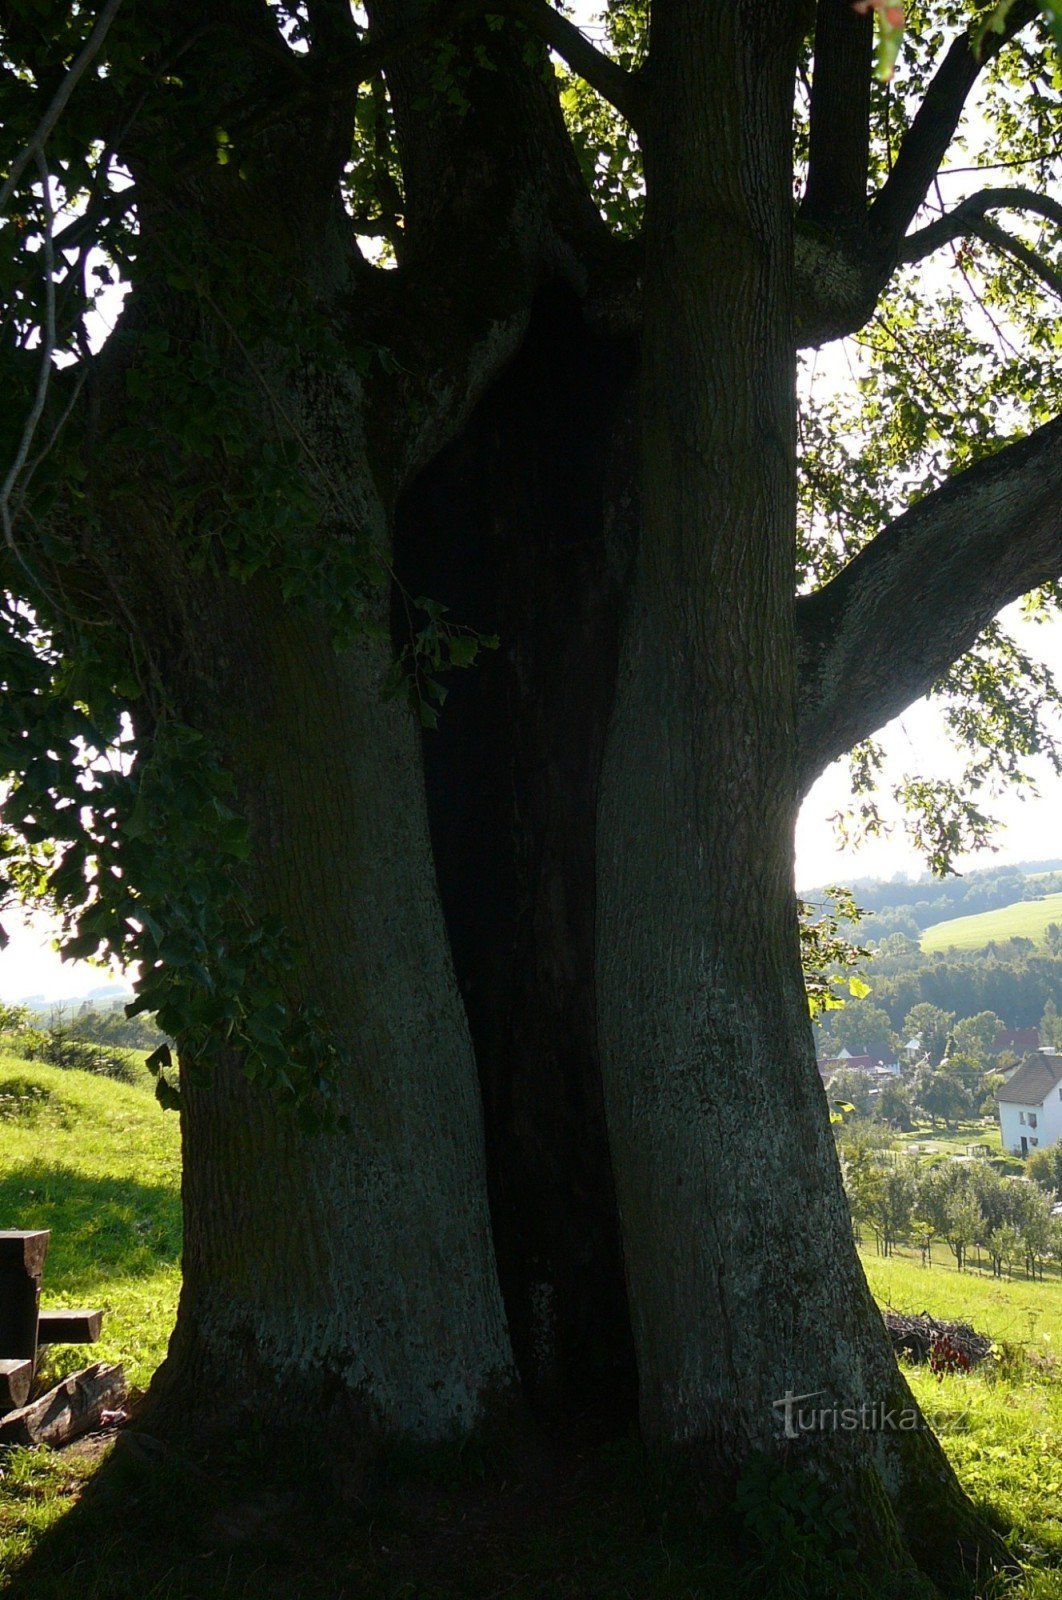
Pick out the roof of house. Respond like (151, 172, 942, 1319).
(998, 1054, 1062, 1107)
(993, 1028, 1041, 1054)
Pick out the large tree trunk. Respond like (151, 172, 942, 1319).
(593, 0, 1000, 1583)
(129, 543, 516, 1452)
(146, 592, 518, 1452)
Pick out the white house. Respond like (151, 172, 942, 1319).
(997, 1054, 1062, 1157)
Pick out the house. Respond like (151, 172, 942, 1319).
(997, 1054, 1062, 1157)
(992, 1027, 1040, 1055)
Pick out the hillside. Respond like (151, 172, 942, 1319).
(0, 1054, 181, 1391)
(922, 891, 1062, 952)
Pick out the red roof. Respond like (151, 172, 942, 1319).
(993, 1029, 1040, 1054)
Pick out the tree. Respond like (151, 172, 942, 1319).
(912, 1066, 973, 1130)
(815, 997, 896, 1059)
(876, 1077, 914, 1131)
(2, 0, 1061, 1588)
(825, 1065, 876, 1118)
(1041, 997, 1062, 1044)
(902, 1004, 956, 1067)
(951, 1010, 1005, 1068)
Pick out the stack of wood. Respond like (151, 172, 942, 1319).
(883, 1309, 992, 1369)
(0, 1229, 125, 1449)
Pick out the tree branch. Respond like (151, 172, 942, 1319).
(867, 1, 1038, 254)
(499, 0, 645, 129)
(796, 416, 1062, 791)
(801, 0, 874, 226)
(900, 187, 1062, 297)
(0, 0, 125, 216)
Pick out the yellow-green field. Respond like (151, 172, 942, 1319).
(922, 891, 1062, 952)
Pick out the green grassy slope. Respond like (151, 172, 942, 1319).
(0, 1054, 181, 1392)
(921, 890, 1062, 951)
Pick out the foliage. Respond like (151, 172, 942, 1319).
(799, 888, 871, 1016)
(842, 1139, 1060, 1278)
(7, 1019, 139, 1085)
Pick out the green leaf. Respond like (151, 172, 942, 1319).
(146, 1043, 172, 1078)
(155, 1075, 181, 1111)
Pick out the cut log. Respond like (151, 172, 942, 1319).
(0, 1358, 32, 1411)
(36, 1309, 103, 1345)
(0, 1362, 126, 1448)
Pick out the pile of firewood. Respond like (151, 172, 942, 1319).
(883, 1310, 992, 1369)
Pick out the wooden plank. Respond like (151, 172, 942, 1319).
(0, 1358, 32, 1412)
(0, 1231, 50, 1276)
(37, 1309, 103, 1344)
(0, 1268, 41, 1361)
(0, 1362, 126, 1448)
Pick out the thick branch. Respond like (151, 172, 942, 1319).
(500, 0, 645, 129)
(867, 2, 1038, 253)
(801, 0, 874, 226)
(796, 416, 1062, 790)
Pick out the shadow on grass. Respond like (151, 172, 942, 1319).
(3, 1433, 748, 1600)
(0, 1163, 181, 1297)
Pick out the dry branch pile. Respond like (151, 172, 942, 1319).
(883, 1310, 992, 1369)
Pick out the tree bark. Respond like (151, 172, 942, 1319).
(140, 573, 516, 1450)
(593, 0, 1003, 1581)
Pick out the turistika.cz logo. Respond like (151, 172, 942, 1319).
(773, 1389, 923, 1439)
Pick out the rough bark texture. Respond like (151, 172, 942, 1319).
(145, 575, 516, 1447)
(593, 0, 1003, 1581)
(7, 0, 1059, 1585)
(797, 414, 1062, 788)
(179, 620, 511, 1442)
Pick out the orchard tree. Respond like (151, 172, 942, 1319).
(2, 0, 1062, 1591)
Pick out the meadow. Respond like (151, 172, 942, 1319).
(1, 1057, 1061, 1597)
(921, 893, 1062, 953)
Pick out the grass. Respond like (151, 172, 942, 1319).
(921, 892, 1062, 952)
(893, 1119, 1005, 1158)
(0, 1053, 181, 1392)
(2, 1059, 1062, 1596)
(861, 1243, 1062, 1582)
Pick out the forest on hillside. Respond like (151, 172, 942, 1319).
(807, 863, 1062, 1056)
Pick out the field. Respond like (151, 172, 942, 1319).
(922, 892, 1062, 952)
(1, 1058, 1062, 1597)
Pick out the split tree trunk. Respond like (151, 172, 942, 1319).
(395, 288, 639, 1437)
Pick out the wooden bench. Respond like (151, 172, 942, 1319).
(0, 1231, 103, 1414)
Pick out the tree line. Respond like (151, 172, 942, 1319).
(842, 1136, 1061, 1279)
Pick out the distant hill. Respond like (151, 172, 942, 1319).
(922, 892, 1062, 952)
(802, 860, 1062, 946)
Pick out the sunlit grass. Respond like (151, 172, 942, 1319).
(0, 1055, 181, 1391)
(921, 892, 1062, 952)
